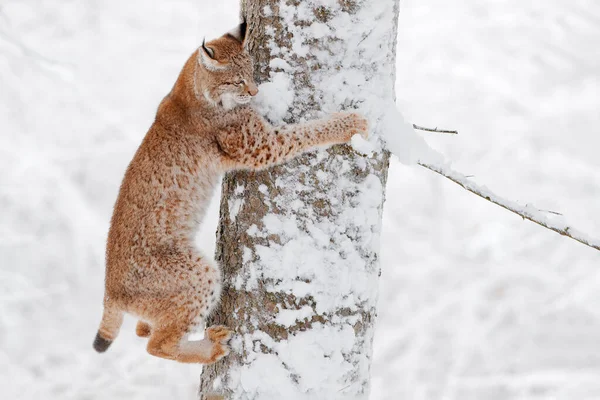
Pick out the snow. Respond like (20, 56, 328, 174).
(2, 0, 600, 399)
(274, 305, 314, 326)
(378, 104, 443, 165)
(232, 325, 359, 398)
(227, 198, 244, 222)
(253, 71, 294, 124)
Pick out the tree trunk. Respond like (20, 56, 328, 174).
(200, 0, 399, 398)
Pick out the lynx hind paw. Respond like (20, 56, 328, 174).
(206, 325, 233, 363)
(136, 321, 152, 338)
(206, 325, 233, 344)
(208, 342, 230, 363)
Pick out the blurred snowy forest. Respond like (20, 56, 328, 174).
(1, 0, 599, 399)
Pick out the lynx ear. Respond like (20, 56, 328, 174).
(199, 38, 226, 71)
(226, 19, 248, 45)
(201, 39, 215, 59)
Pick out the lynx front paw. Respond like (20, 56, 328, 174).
(333, 112, 370, 141)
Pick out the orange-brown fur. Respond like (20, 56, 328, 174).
(93, 23, 368, 364)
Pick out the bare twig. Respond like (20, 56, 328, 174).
(538, 209, 563, 216)
(413, 124, 458, 135)
(419, 161, 600, 252)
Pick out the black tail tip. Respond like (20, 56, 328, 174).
(93, 332, 112, 353)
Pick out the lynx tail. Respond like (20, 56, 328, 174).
(93, 303, 124, 353)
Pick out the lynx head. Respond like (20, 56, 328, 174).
(197, 22, 258, 110)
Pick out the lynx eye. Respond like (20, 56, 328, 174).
(235, 80, 245, 86)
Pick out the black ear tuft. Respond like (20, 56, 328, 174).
(202, 38, 215, 59)
(226, 20, 248, 44)
(239, 18, 247, 42)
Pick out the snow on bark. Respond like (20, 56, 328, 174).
(199, 0, 399, 399)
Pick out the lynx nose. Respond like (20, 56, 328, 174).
(247, 82, 259, 96)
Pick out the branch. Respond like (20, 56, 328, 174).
(419, 161, 600, 252)
(203, 395, 224, 400)
(413, 124, 458, 135)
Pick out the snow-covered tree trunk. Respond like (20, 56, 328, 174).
(200, 0, 399, 398)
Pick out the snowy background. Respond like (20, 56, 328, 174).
(2, 0, 599, 399)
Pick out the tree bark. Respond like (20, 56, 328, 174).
(200, 0, 399, 398)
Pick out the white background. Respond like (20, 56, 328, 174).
(1, 0, 599, 399)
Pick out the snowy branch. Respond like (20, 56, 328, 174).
(419, 161, 600, 252)
(402, 123, 599, 252)
(413, 124, 458, 135)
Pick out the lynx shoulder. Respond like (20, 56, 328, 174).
(93, 22, 368, 364)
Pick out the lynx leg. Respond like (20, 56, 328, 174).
(146, 319, 232, 364)
(216, 110, 369, 171)
(139, 250, 227, 363)
(136, 321, 152, 338)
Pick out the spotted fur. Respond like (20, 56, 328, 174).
(93, 24, 368, 364)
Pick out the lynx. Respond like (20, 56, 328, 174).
(93, 22, 369, 364)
